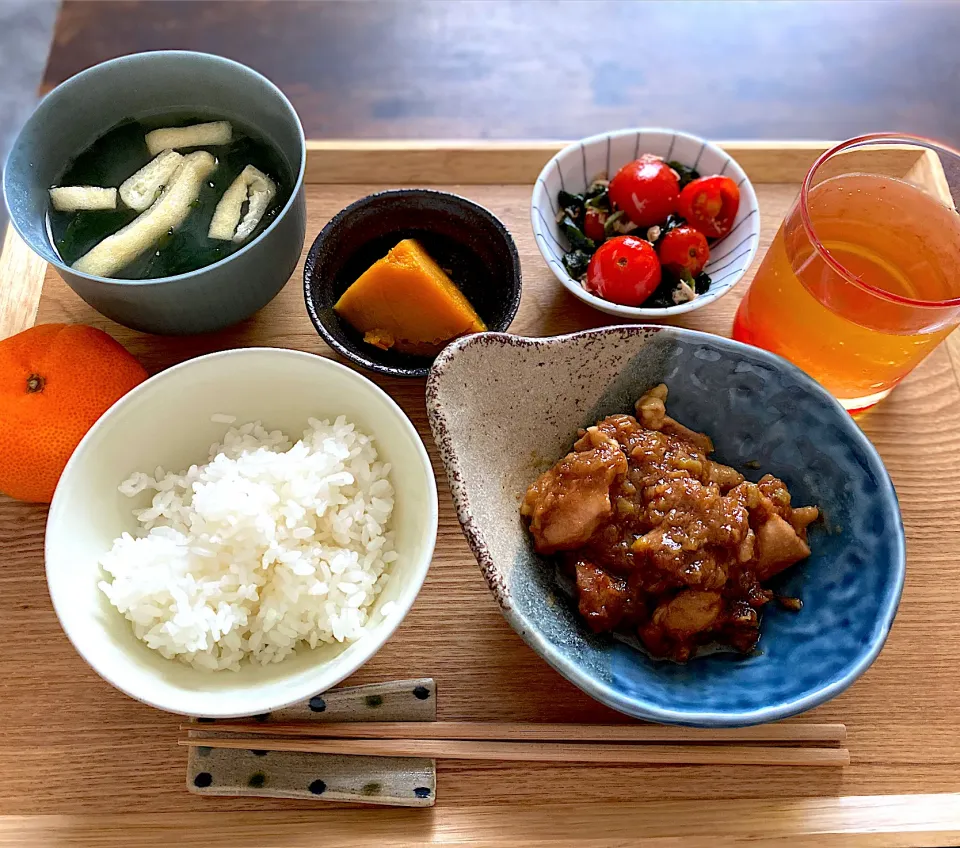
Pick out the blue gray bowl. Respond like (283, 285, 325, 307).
(426, 325, 905, 726)
(3, 51, 306, 335)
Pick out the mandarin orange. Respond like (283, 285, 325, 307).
(0, 324, 147, 503)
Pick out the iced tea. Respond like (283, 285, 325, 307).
(733, 136, 960, 411)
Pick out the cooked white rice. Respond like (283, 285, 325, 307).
(98, 415, 396, 671)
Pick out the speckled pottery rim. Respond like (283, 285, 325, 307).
(426, 325, 906, 726)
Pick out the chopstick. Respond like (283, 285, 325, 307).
(179, 735, 849, 767)
(181, 720, 846, 744)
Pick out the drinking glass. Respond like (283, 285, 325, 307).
(732, 134, 960, 412)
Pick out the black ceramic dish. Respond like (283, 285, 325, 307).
(303, 189, 522, 377)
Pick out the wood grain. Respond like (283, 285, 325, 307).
(0, 228, 45, 338)
(43, 1, 960, 143)
(181, 737, 851, 767)
(191, 720, 848, 744)
(301, 140, 860, 185)
(2, 145, 960, 843)
(3, 796, 960, 848)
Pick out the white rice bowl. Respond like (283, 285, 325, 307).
(45, 348, 437, 717)
(99, 416, 397, 672)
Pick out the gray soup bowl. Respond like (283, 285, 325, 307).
(3, 51, 306, 335)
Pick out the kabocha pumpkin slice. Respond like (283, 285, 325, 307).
(0, 324, 147, 503)
(335, 238, 486, 356)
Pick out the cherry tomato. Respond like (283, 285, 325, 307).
(608, 155, 680, 229)
(583, 207, 607, 242)
(657, 225, 710, 277)
(585, 235, 662, 307)
(677, 175, 740, 238)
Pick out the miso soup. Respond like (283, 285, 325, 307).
(47, 114, 292, 280)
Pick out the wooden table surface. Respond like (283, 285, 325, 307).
(45, 0, 960, 143)
(2, 141, 960, 846)
(13, 1, 960, 843)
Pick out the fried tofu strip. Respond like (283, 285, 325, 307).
(73, 151, 216, 277)
(144, 121, 232, 156)
(119, 149, 184, 211)
(208, 164, 278, 243)
(49, 186, 117, 212)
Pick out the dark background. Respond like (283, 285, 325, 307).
(42, 0, 960, 143)
(4, 0, 959, 232)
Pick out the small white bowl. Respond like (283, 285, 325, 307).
(45, 348, 437, 717)
(531, 128, 761, 318)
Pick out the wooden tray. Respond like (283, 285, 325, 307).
(2, 141, 959, 847)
